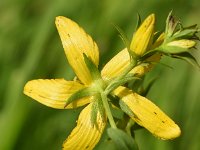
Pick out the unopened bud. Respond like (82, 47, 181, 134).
(130, 14, 155, 56)
(167, 40, 196, 49)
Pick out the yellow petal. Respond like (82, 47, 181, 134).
(130, 14, 155, 56)
(55, 16, 99, 85)
(129, 33, 165, 76)
(150, 32, 165, 49)
(24, 79, 90, 109)
(63, 103, 106, 150)
(101, 48, 130, 81)
(101, 48, 149, 80)
(129, 65, 146, 77)
(113, 86, 181, 140)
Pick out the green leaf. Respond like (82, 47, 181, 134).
(95, 140, 118, 150)
(149, 61, 174, 69)
(172, 52, 200, 68)
(64, 87, 98, 108)
(83, 53, 101, 80)
(107, 128, 138, 150)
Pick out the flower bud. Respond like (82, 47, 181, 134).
(130, 14, 155, 56)
(167, 39, 196, 49)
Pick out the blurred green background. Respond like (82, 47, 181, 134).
(0, 0, 200, 149)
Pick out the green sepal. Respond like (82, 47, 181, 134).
(171, 24, 199, 41)
(91, 101, 98, 127)
(112, 24, 130, 50)
(119, 100, 135, 117)
(165, 11, 179, 38)
(107, 128, 138, 150)
(83, 53, 101, 80)
(135, 13, 141, 31)
(64, 87, 98, 108)
(112, 24, 138, 61)
(105, 74, 141, 95)
(172, 52, 200, 68)
(91, 95, 106, 128)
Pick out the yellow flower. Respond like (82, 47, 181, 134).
(24, 14, 180, 150)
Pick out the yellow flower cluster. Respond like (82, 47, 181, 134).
(24, 14, 181, 150)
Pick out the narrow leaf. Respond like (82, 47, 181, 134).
(107, 128, 138, 150)
(172, 52, 200, 68)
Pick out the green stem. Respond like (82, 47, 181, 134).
(125, 119, 135, 136)
(105, 59, 137, 95)
(115, 59, 137, 81)
(100, 91, 117, 129)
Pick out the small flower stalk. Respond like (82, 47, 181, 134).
(24, 11, 199, 150)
